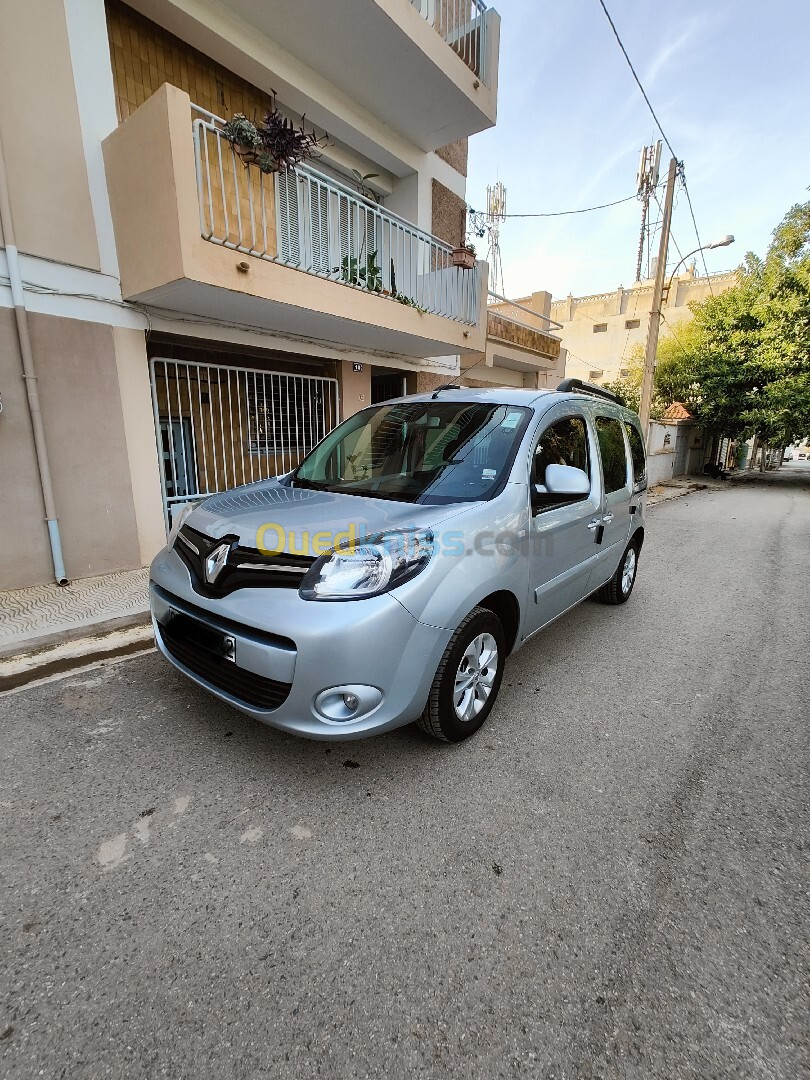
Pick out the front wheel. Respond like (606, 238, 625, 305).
(418, 606, 506, 743)
(598, 539, 639, 605)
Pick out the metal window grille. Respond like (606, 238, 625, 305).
(149, 357, 339, 530)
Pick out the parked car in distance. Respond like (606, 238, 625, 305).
(149, 380, 648, 743)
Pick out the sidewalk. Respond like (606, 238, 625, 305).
(0, 567, 153, 691)
(646, 474, 728, 508)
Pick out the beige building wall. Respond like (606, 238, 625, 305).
(0, 312, 145, 589)
(540, 271, 738, 384)
(0, 0, 100, 270)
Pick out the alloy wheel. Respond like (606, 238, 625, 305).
(453, 633, 499, 723)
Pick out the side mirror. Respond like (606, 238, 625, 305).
(545, 464, 590, 495)
(531, 464, 590, 512)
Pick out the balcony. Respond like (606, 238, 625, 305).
(126, 0, 500, 153)
(103, 85, 487, 359)
(462, 296, 564, 387)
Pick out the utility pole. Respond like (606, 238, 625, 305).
(639, 157, 677, 439)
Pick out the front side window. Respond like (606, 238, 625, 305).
(595, 416, 630, 493)
(532, 416, 590, 511)
(293, 401, 531, 504)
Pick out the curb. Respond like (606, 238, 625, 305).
(0, 615, 154, 693)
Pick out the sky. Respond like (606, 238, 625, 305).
(466, 0, 810, 301)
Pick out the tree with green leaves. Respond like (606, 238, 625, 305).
(605, 198, 810, 454)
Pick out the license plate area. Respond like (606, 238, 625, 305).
(164, 611, 236, 662)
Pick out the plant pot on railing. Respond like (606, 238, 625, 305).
(221, 107, 327, 175)
(451, 246, 477, 269)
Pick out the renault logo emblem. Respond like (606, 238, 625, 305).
(204, 542, 231, 584)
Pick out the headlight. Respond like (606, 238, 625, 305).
(299, 529, 434, 601)
(167, 503, 194, 549)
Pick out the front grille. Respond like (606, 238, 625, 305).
(175, 525, 315, 598)
(157, 619, 291, 710)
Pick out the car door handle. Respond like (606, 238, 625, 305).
(587, 519, 601, 531)
(602, 512, 614, 524)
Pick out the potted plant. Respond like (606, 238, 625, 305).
(220, 113, 262, 162)
(451, 242, 477, 269)
(221, 99, 328, 175)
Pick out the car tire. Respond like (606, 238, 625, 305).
(598, 538, 639, 605)
(417, 606, 506, 743)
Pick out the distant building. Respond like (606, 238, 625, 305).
(510, 269, 738, 385)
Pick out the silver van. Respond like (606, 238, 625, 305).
(149, 381, 647, 742)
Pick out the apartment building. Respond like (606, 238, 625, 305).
(548, 270, 738, 384)
(1, 0, 506, 590)
(495, 270, 738, 386)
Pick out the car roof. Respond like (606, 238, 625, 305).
(389, 387, 554, 408)
(379, 386, 641, 423)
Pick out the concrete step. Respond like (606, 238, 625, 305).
(0, 613, 155, 692)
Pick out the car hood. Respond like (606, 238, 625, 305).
(185, 479, 470, 557)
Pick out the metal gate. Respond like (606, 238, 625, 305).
(149, 357, 339, 530)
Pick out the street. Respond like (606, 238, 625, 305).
(2, 477, 808, 1080)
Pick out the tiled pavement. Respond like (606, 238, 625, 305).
(0, 567, 149, 650)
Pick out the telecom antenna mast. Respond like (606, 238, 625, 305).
(485, 181, 507, 297)
(635, 141, 661, 282)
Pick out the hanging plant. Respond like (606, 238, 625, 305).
(221, 98, 328, 175)
(220, 113, 261, 159)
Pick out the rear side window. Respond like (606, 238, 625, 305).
(624, 422, 647, 487)
(595, 416, 629, 493)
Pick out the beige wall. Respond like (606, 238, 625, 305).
(336, 361, 372, 419)
(544, 273, 739, 384)
(0, 309, 54, 588)
(0, 311, 143, 589)
(112, 326, 166, 565)
(0, 0, 99, 268)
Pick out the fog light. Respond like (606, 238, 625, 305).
(314, 685, 383, 725)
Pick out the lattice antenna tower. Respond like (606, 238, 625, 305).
(635, 141, 661, 282)
(486, 181, 507, 297)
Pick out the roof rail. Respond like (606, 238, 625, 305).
(556, 377, 621, 405)
(431, 383, 461, 399)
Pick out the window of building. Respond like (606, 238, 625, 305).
(595, 416, 629, 493)
(619, 368, 630, 379)
(625, 318, 640, 329)
(593, 323, 608, 333)
(589, 371, 603, 381)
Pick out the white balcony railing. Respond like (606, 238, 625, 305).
(191, 108, 480, 326)
(411, 0, 490, 83)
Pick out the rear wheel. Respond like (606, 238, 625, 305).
(418, 606, 506, 743)
(598, 539, 639, 605)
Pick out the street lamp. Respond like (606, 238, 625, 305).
(661, 236, 735, 301)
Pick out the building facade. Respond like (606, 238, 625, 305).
(518, 270, 738, 385)
(1, 0, 507, 590)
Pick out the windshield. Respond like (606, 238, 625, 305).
(291, 401, 532, 504)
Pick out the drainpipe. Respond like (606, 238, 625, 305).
(0, 128, 68, 585)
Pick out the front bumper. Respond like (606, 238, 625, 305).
(149, 547, 452, 740)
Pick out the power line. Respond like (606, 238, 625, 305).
(596, 1, 714, 294)
(679, 170, 715, 295)
(596, 0, 676, 161)
(494, 193, 637, 218)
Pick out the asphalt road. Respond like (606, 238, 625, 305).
(2, 476, 808, 1080)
